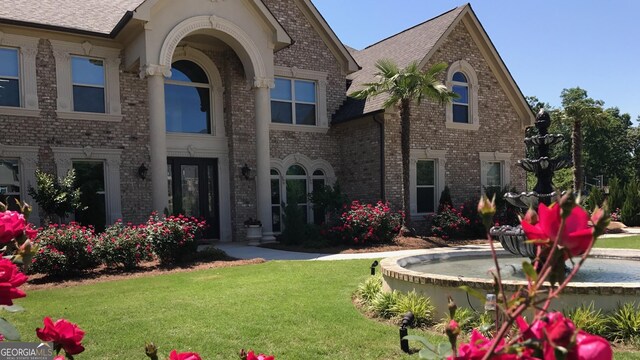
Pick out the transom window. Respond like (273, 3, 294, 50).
(0, 159, 21, 211)
(0, 48, 20, 107)
(452, 72, 469, 123)
(271, 78, 317, 125)
(72, 56, 105, 113)
(416, 160, 436, 213)
(165, 60, 211, 134)
(486, 161, 503, 188)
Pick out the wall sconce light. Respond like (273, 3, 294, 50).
(399, 311, 414, 353)
(370, 260, 379, 276)
(241, 163, 253, 180)
(138, 163, 148, 180)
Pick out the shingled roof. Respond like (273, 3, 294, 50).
(333, 6, 465, 123)
(0, 0, 145, 35)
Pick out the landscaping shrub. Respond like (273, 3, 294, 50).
(370, 290, 400, 319)
(606, 302, 640, 342)
(28, 169, 82, 224)
(565, 302, 608, 337)
(330, 201, 403, 245)
(438, 186, 452, 211)
(429, 204, 473, 240)
(621, 177, 640, 226)
(584, 186, 605, 211)
(354, 275, 382, 305)
(95, 221, 153, 270)
(607, 177, 625, 212)
(485, 185, 520, 226)
(390, 290, 435, 326)
(308, 183, 348, 224)
(434, 307, 479, 334)
(31, 223, 100, 276)
(145, 213, 207, 265)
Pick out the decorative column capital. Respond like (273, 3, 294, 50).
(253, 77, 274, 89)
(140, 64, 172, 79)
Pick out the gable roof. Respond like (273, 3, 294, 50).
(334, 4, 534, 127)
(0, 0, 143, 36)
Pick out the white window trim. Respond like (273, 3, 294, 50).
(270, 66, 328, 132)
(0, 143, 40, 225)
(409, 149, 446, 217)
(479, 152, 512, 192)
(0, 32, 39, 117)
(445, 60, 479, 131)
(52, 146, 122, 225)
(167, 45, 225, 138)
(270, 153, 336, 229)
(50, 40, 122, 122)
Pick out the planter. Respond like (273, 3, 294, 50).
(246, 225, 262, 246)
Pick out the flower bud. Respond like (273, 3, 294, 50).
(522, 207, 538, 225)
(558, 191, 578, 219)
(448, 296, 457, 319)
(591, 203, 610, 239)
(145, 342, 158, 360)
(477, 194, 496, 231)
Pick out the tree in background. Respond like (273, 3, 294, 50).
(351, 59, 456, 232)
(28, 169, 83, 224)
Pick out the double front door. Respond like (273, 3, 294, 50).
(167, 157, 219, 239)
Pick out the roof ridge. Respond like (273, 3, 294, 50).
(363, 5, 464, 50)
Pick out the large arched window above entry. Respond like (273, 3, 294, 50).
(165, 60, 211, 134)
(445, 60, 479, 130)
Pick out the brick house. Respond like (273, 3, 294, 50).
(0, 1, 533, 241)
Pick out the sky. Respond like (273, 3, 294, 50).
(313, 0, 640, 125)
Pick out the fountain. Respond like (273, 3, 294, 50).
(490, 109, 571, 258)
(379, 110, 640, 319)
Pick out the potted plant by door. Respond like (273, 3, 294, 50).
(244, 217, 262, 245)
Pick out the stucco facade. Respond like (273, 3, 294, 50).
(0, 1, 533, 240)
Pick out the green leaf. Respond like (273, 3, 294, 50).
(418, 348, 438, 359)
(437, 342, 452, 356)
(522, 261, 538, 282)
(403, 335, 435, 350)
(0, 318, 21, 340)
(0, 305, 25, 313)
(458, 285, 485, 302)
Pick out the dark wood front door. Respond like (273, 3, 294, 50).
(167, 157, 219, 239)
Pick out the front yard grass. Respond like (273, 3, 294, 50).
(6, 260, 443, 359)
(595, 235, 640, 249)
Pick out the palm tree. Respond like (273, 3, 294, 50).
(560, 88, 604, 194)
(351, 59, 456, 231)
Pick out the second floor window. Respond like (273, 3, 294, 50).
(0, 48, 20, 107)
(72, 56, 105, 113)
(271, 78, 317, 125)
(165, 60, 211, 134)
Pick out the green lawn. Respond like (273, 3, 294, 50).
(6, 260, 444, 359)
(6, 259, 640, 359)
(595, 235, 640, 249)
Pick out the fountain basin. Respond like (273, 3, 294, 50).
(380, 246, 640, 319)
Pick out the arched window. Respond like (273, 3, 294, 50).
(445, 60, 479, 130)
(165, 60, 211, 134)
(451, 72, 469, 123)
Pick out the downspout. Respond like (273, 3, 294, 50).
(373, 113, 385, 201)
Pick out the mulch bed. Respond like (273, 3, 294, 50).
(260, 235, 488, 254)
(24, 257, 266, 291)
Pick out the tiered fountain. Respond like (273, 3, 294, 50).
(490, 109, 572, 257)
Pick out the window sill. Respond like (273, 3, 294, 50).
(56, 111, 122, 122)
(0, 107, 41, 118)
(269, 123, 329, 133)
(445, 121, 480, 131)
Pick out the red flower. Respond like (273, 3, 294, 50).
(245, 350, 275, 360)
(568, 330, 612, 360)
(521, 203, 593, 257)
(0, 211, 27, 243)
(0, 258, 27, 306)
(169, 350, 202, 360)
(449, 329, 533, 359)
(36, 317, 85, 355)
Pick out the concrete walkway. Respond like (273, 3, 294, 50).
(213, 227, 640, 261)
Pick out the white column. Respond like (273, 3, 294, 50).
(142, 65, 171, 213)
(253, 78, 275, 242)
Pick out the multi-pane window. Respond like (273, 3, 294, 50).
(271, 78, 317, 125)
(452, 72, 469, 123)
(416, 160, 436, 213)
(286, 165, 308, 220)
(0, 160, 21, 211)
(165, 60, 211, 134)
(71, 56, 105, 113)
(0, 48, 20, 107)
(486, 162, 503, 188)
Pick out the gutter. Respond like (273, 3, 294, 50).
(373, 113, 386, 201)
